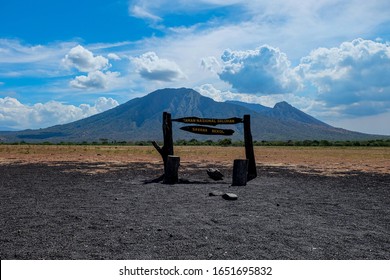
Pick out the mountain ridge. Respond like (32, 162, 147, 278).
(0, 88, 385, 142)
(227, 100, 330, 127)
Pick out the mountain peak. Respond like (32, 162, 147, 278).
(274, 101, 292, 109)
(272, 101, 329, 127)
(149, 87, 199, 97)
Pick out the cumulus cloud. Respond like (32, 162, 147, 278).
(0, 97, 119, 130)
(195, 83, 268, 103)
(70, 71, 120, 89)
(196, 83, 319, 111)
(201, 56, 220, 73)
(107, 53, 121, 61)
(93, 97, 120, 112)
(206, 39, 390, 120)
(62, 45, 123, 90)
(297, 38, 390, 116)
(62, 45, 110, 72)
(132, 52, 185, 82)
(196, 84, 234, 102)
(218, 46, 300, 94)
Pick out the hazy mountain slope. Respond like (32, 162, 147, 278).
(227, 100, 329, 127)
(0, 88, 382, 142)
(226, 100, 271, 114)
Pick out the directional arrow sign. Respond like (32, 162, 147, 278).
(180, 126, 235, 136)
(172, 117, 242, 126)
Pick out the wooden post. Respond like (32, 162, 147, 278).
(152, 112, 174, 176)
(163, 155, 180, 184)
(243, 114, 257, 181)
(232, 159, 248, 186)
(162, 112, 174, 158)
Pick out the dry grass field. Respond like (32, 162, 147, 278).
(0, 145, 389, 175)
(1, 145, 389, 259)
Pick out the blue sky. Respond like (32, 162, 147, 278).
(0, 0, 390, 135)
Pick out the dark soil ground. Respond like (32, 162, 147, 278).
(1, 162, 389, 260)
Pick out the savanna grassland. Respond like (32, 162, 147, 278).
(0, 144, 389, 175)
(1, 145, 389, 259)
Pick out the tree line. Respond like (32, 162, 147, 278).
(2, 138, 390, 147)
(176, 139, 390, 147)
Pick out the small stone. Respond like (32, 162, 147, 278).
(222, 193, 238, 200)
(207, 168, 224, 180)
(209, 191, 224, 196)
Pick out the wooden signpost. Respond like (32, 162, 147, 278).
(180, 126, 235, 136)
(153, 112, 257, 184)
(152, 112, 174, 182)
(243, 115, 257, 181)
(172, 117, 242, 126)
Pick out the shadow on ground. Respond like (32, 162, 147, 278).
(1, 162, 389, 259)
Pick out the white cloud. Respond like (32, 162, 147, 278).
(0, 39, 75, 78)
(62, 45, 110, 72)
(62, 45, 124, 91)
(201, 39, 390, 122)
(0, 39, 71, 64)
(297, 38, 390, 116)
(124, 0, 390, 96)
(0, 96, 119, 130)
(131, 52, 185, 82)
(218, 46, 300, 94)
(107, 53, 121, 61)
(201, 56, 220, 73)
(127, 0, 257, 22)
(196, 83, 319, 110)
(196, 83, 259, 103)
(93, 97, 120, 112)
(70, 71, 121, 90)
(130, 5, 162, 22)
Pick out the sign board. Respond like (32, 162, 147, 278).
(180, 125, 235, 136)
(153, 112, 257, 182)
(172, 117, 242, 126)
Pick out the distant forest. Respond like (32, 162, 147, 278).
(2, 138, 390, 147)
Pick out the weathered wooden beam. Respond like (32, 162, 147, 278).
(162, 112, 174, 159)
(152, 112, 174, 178)
(163, 155, 180, 184)
(151, 141, 163, 156)
(243, 114, 257, 181)
(232, 159, 249, 186)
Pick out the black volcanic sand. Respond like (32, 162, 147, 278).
(1, 162, 389, 260)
